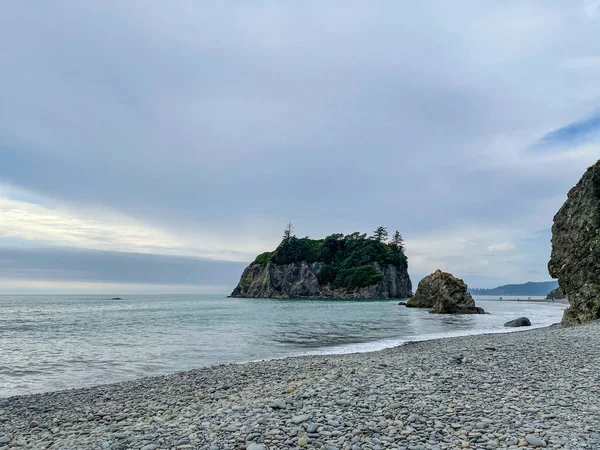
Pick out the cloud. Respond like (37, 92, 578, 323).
(0, 188, 270, 262)
(488, 243, 516, 252)
(0, 246, 246, 292)
(0, 2, 599, 289)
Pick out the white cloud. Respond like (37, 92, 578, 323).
(0, 194, 267, 262)
(488, 243, 516, 252)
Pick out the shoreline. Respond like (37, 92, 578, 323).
(2, 322, 599, 449)
(2, 318, 562, 401)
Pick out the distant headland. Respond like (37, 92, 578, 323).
(230, 225, 412, 299)
(469, 280, 559, 297)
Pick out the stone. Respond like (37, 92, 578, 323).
(546, 287, 565, 300)
(246, 444, 266, 450)
(0, 437, 9, 445)
(407, 269, 485, 314)
(307, 423, 319, 433)
(549, 159, 600, 324)
(298, 436, 308, 447)
(292, 415, 309, 424)
(141, 445, 158, 450)
(525, 435, 547, 447)
(504, 317, 531, 327)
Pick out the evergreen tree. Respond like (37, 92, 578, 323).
(371, 226, 388, 242)
(389, 230, 404, 250)
(282, 222, 294, 241)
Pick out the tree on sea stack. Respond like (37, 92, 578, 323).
(389, 230, 404, 250)
(371, 226, 388, 242)
(282, 222, 294, 242)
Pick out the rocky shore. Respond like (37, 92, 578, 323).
(2, 323, 600, 450)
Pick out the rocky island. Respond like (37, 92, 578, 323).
(231, 227, 412, 299)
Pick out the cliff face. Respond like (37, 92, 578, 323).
(230, 261, 412, 299)
(548, 160, 600, 325)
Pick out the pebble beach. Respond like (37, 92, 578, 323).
(1, 321, 599, 450)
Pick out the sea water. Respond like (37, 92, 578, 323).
(0, 294, 566, 397)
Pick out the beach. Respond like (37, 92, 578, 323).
(1, 321, 598, 450)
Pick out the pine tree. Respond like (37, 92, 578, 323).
(371, 226, 388, 242)
(389, 230, 404, 250)
(282, 222, 294, 241)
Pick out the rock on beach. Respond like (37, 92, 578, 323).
(407, 269, 485, 314)
(504, 317, 531, 327)
(1, 322, 599, 449)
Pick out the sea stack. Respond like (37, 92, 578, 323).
(407, 269, 485, 314)
(230, 230, 412, 299)
(549, 159, 600, 325)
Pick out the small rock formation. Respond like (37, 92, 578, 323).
(545, 287, 565, 300)
(407, 269, 485, 314)
(548, 160, 600, 325)
(504, 317, 531, 327)
(231, 261, 412, 299)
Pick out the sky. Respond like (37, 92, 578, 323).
(0, 1, 599, 294)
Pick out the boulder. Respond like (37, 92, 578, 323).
(548, 160, 600, 325)
(406, 273, 438, 308)
(408, 269, 485, 314)
(545, 287, 565, 300)
(504, 317, 531, 327)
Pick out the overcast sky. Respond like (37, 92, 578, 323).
(1, 1, 599, 293)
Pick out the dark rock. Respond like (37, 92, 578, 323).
(230, 261, 412, 299)
(545, 287, 565, 300)
(548, 159, 600, 325)
(398, 301, 407, 306)
(111, 297, 122, 300)
(504, 317, 531, 327)
(407, 269, 485, 314)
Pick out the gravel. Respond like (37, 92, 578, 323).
(2, 321, 600, 449)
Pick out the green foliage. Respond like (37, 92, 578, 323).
(254, 251, 274, 266)
(333, 265, 384, 290)
(256, 229, 408, 290)
(371, 226, 388, 242)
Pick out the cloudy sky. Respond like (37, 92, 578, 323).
(1, 1, 599, 293)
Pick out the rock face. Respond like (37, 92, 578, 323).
(504, 317, 532, 327)
(545, 287, 566, 300)
(407, 269, 485, 314)
(548, 160, 600, 325)
(230, 261, 412, 299)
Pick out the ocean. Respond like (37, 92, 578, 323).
(0, 294, 566, 398)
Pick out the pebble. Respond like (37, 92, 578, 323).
(526, 434, 547, 447)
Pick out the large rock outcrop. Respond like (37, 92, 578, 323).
(548, 160, 600, 325)
(545, 287, 566, 300)
(230, 261, 412, 299)
(407, 269, 485, 314)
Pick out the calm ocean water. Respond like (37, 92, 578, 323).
(0, 294, 566, 398)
